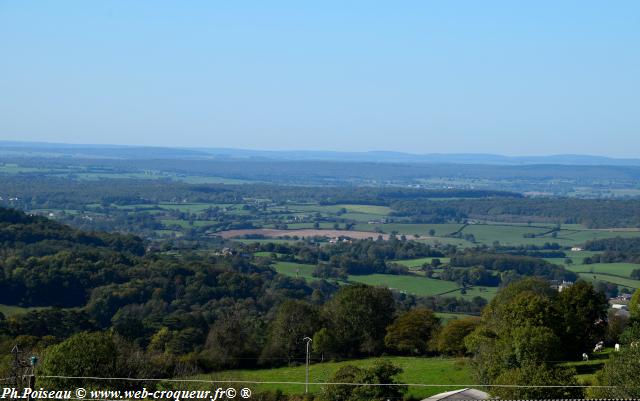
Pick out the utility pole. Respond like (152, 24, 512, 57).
(27, 356, 38, 401)
(303, 336, 312, 394)
(10, 345, 24, 388)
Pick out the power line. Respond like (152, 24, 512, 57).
(37, 375, 624, 388)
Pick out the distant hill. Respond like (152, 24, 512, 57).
(198, 148, 640, 166)
(1, 140, 639, 166)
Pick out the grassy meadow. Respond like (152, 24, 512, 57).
(191, 356, 473, 399)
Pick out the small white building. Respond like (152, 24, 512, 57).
(421, 388, 489, 401)
(558, 280, 574, 292)
(611, 303, 628, 310)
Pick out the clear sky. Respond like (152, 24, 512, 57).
(1, 1, 639, 156)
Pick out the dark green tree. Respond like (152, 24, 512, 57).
(261, 300, 321, 365)
(322, 361, 405, 401)
(384, 307, 440, 355)
(433, 317, 480, 356)
(556, 280, 608, 357)
(590, 346, 640, 398)
(322, 285, 396, 356)
(39, 332, 118, 389)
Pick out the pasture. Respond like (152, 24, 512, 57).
(216, 228, 388, 240)
(393, 257, 451, 268)
(191, 356, 472, 399)
(267, 257, 497, 300)
(0, 304, 47, 317)
(272, 261, 318, 281)
(435, 312, 479, 322)
(460, 223, 640, 247)
(578, 273, 640, 289)
(567, 263, 640, 278)
(355, 223, 464, 237)
(347, 274, 497, 301)
(348, 274, 460, 296)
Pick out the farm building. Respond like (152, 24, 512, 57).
(609, 294, 631, 309)
(557, 280, 574, 292)
(421, 388, 489, 400)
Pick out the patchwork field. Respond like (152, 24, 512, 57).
(568, 263, 640, 278)
(393, 257, 452, 268)
(216, 229, 390, 240)
(348, 274, 461, 296)
(270, 259, 497, 300)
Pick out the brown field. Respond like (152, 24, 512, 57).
(214, 228, 390, 240)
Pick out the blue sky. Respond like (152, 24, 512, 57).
(1, 1, 639, 156)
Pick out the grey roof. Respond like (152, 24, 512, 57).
(421, 388, 489, 400)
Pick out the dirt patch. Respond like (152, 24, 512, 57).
(214, 228, 389, 240)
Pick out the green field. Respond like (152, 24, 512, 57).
(416, 237, 475, 247)
(0, 304, 47, 317)
(178, 175, 251, 185)
(349, 274, 460, 296)
(459, 223, 640, 247)
(254, 252, 287, 258)
(333, 204, 392, 215)
(0, 163, 52, 173)
(191, 356, 473, 399)
(157, 203, 219, 212)
(347, 274, 496, 300)
(463, 224, 555, 246)
(273, 261, 318, 281)
(286, 204, 389, 216)
(393, 257, 451, 268)
(232, 238, 299, 245)
(561, 348, 613, 384)
(578, 272, 640, 289)
(271, 260, 496, 300)
(567, 262, 640, 278)
(161, 219, 217, 228)
(435, 312, 479, 322)
(355, 223, 464, 237)
(549, 250, 598, 265)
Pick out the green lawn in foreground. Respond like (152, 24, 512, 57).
(191, 356, 472, 399)
(561, 348, 612, 384)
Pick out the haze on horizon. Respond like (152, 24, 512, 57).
(1, 1, 639, 157)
